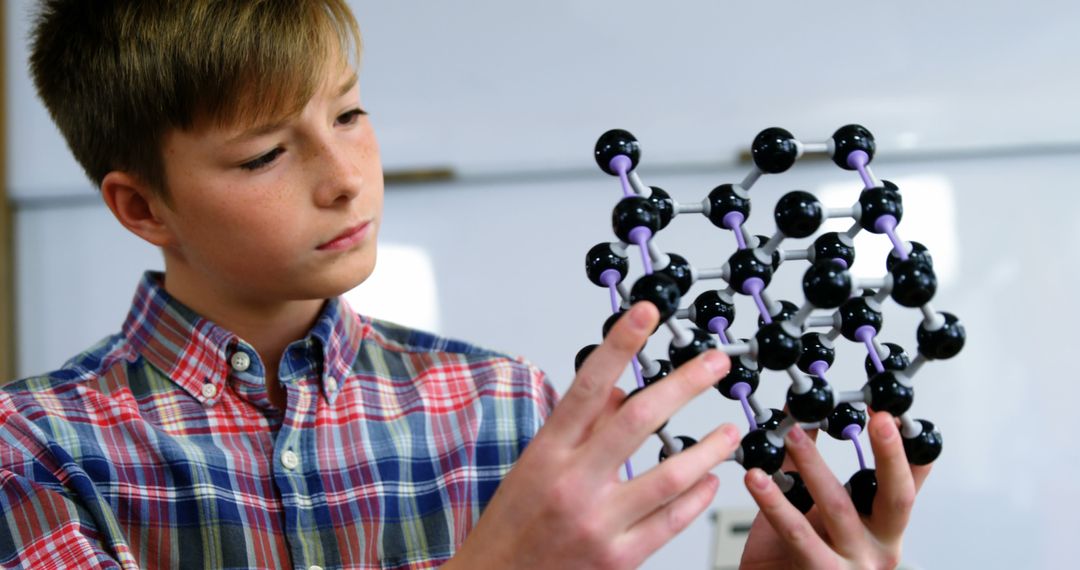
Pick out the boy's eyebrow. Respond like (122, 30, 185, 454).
(337, 71, 358, 97)
(225, 72, 359, 145)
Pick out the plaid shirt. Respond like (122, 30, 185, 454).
(0, 271, 557, 569)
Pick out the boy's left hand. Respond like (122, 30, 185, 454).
(740, 412, 933, 569)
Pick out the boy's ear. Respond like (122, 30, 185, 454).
(100, 171, 176, 248)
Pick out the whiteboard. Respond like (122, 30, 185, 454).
(7, 0, 1080, 200)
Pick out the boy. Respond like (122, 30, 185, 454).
(1, 1, 929, 568)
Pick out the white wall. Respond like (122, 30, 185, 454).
(8, 1, 1080, 568)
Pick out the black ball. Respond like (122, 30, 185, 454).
(629, 273, 682, 322)
(903, 420, 944, 465)
(867, 371, 914, 416)
(786, 376, 835, 423)
(691, 290, 736, 332)
(890, 259, 937, 307)
(824, 403, 867, 440)
(751, 127, 799, 174)
(846, 469, 878, 516)
(574, 344, 598, 371)
(757, 408, 787, 431)
(803, 261, 853, 308)
(782, 471, 815, 514)
(658, 435, 698, 462)
(705, 183, 751, 229)
(758, 300, 798, 328)
(647, 186, 675, 230)
(838, 297, 883, 342)
(626, 386, 668, 433)
(858, 186, 904, 233)
(595, 129, 640, 175)
(831, 124, 876, 170)
(755, 322, 802, 371)
(585, 242, 629, 287)
(716, 355, 760, 399)
(643, 359, 674, 386)
(886, 241, 932, 272)
(917, 312, 966, 360)
(612, 196, 661, 243)
(797, 333, 836, 374)
(726, 248, 774, 293)
(864, 342, 910, 378)
(659, 253, 695, 295)
(738, 429, 786, 474)
(774, 191, 824, 238)
(601, 310, 626, 338)
(753, 235, 783, 270)
(812, 232, 856, 268)
(669, 328, 717, 368)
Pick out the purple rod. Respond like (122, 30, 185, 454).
(842, 423, 867, 471)
(709, 317, 731, 345)
(808, 359, 830, 379)
(855, 325, 885, 374)
(723, 211, 748, 250)
(874, 215, 908, 261)
(600, 269, 621, 313)
(628, 226, 654, 274)
(610, 155, 635, 198)
(846, 150, 874, 189)
(730, 382, 758, 431)
(624, 460, 634, 480)
(742, 278, 772, 324)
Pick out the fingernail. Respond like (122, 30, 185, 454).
(786, 425, 805, 445)
(721, 424, 740, 446)
(748, 469, 770, 490)
(629, 304, 651, 329)
(704, 350, 728, 374)
(875, 418, 897, 442)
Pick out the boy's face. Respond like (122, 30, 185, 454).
(154, 64, 383, 305)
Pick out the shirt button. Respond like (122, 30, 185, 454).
(325, 378, 338, 393)
(201, 383, 218, 399)
(230, 352, 251, 372)
(281, 450, 299, 470)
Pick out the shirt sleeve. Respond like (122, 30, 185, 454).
(0, 469, 122, 569)
(0, 396, 127, 570)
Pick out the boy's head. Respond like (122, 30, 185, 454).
(31, 0, 361, 200)
(30, 1, 385, 306)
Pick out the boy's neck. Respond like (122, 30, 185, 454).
(160, 269, 325, 387)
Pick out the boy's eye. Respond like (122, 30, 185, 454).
(240, 147, 284, 171)
(336, 108, 368, 126)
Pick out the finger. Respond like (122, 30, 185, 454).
(783, 425, 866, 553)
(544, 302, 659, 445)
(616, 473, 720, 567)
(778, 414, 818, 473)
(866, 413, 917, 540)
(743, 468, 835, 566)
(582, 348, 731, 471)
(616, 423, 740, 523)
(912, 463, 932, 493)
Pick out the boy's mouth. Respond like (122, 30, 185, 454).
(317, 221, 371, 251)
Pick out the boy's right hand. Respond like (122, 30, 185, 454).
(447, 302, 738, 569)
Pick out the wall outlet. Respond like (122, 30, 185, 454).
(710, 507, 758, 570)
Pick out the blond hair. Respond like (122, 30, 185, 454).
(29, 0, 361, 199)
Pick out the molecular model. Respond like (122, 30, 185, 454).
(577, 125, 966, 515)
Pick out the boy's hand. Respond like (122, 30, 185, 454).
(447, 302, 739, 569)
(740, 414, 933, 569)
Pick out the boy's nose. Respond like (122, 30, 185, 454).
(313, 142, 364, 207)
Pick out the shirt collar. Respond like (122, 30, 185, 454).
(122, 271, 365, 406)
